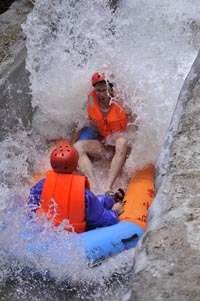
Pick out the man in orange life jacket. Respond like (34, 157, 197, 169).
(73, 72, 136, 193)
(28, 144, 123, 233)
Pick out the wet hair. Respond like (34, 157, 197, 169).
(94, 80, 113, 89)
(107, 81, 113, 89)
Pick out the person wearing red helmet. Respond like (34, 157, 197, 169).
(91, 72, 106, 86)
(73, 72, 137, 193)
(28, 144, 123, 233)
(50, 144, 79, 174)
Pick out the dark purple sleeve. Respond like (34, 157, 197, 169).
(27, 178, 45, 208)
(85, 188, 119, 229)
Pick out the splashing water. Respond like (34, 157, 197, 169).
(22, 0, 200, 170)
(1, 0, 200, 299)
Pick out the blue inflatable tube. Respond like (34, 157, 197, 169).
(21, 220, 144, 266)
(79, 221, 144, 262)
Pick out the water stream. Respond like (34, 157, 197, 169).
(0, 0, 199, 299)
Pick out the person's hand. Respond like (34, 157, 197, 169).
(112, 202, 124, 215)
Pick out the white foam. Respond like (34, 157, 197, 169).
(1, 0, 200, 290)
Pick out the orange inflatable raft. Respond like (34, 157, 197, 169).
(120, 164, 155, 231)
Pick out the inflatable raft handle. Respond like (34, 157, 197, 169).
(121, 233, 138, 243)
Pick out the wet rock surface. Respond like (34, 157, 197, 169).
(0, 0, 32, 65)
(129, 52, 200, 300)
(0, 0, 16, 14)
(0, 0, 33, 141)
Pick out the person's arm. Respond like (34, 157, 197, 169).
(124, 104, 138, 132)
(94, 194, 115, 209)
(27, 178, 45, 210)
(115, 93, 138, 132)
(85, 189, 122, 228)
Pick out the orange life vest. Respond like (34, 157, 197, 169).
(87, 90, 128, 138)
(38, 171, 90, 233)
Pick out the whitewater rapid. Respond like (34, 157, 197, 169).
(0, 0, 199, 299)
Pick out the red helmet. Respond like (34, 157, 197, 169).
(50, 145, 79, 174)
(92, 72, 105, 86)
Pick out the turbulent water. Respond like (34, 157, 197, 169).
(0, 0, 200, 300)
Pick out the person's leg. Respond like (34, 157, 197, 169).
(73, 139, 103, 190)
(106, 136, 128, 191)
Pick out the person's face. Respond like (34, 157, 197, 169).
(94, 83, 111, 107)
